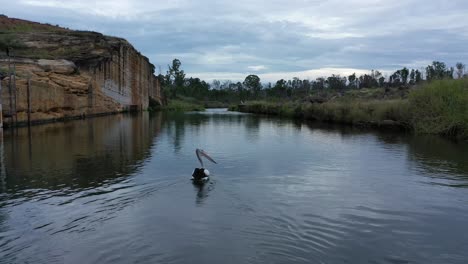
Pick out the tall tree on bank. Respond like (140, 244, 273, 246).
(415, 70, 422, 83)
(400, 67, 409, 84)
(348, 73, 357, 89)
(165, 58, 186, 98)
(243, 75, 261, 98)
(326, 75, 347, 91)
(157, 58, 465, 104)
(409, 69, 415, 85)
(456, 62, 465, 79)
(426, 61, 454, 80)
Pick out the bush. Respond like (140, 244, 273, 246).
(409, 79, 468, 138)
(148, 96, 162, 111)
(0, 34, 26, 51)
(303, 100, 410, 125)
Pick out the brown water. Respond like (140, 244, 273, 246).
(1, 109, 468, 263)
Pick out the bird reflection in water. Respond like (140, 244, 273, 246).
(192, 180, 215, 205)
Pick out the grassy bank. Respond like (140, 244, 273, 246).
(158, 96, 230, 112)
(162, 99, 205, 112)
(230, 79, 468, 139)
(409, 79, 468, 138)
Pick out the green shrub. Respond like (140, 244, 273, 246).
(409, 79, 468, 138)
(302, 100, 410, 125)
(0, 33, 26, 51)
(148, 97, 162, 111)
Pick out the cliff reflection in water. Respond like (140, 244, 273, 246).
(0, 112, 163, 194)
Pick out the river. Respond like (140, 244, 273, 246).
(1, 109, 467, 263)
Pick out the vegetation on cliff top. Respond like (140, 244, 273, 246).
(0, 14, 68, 32)
(0, 15, 154, 69)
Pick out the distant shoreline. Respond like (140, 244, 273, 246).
(229, 79, 468, 140)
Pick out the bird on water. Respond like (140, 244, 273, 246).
(192, 149, 217, 182)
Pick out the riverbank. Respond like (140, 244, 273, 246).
(155, 96, 229, 112)
(162, 99, 205, 111)
(230, 79, 468, 139)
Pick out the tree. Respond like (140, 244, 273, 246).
(415, 70, 422, 83)
(167, 58, 185, 87)
(373, 70, 383, 87)
(326, 75, 347, 91)
(165, 58, 186, 98)
(220, 80, 232, 90)
(243, 75, 261, 90)
(291, 77, 300, 89)
(273, 79, 288, 97)
(409, 69, 415, 85)
(426, 61, 453, 80)
(348, 73, 357, 89)
(235, 81, 248, 101)
(456, 62, 465, 79)
(302, 79, 311, 95)
(243, 75, 261, 98)
(211, 79, 221, 90)
(359, 74, 376, 88)
(312, 77, 325, 90)
(185, 77, 209, 98)
(378, 76, 385, 87)
(400, 67, 409, 84)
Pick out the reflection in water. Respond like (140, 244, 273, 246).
(406, 135, 468, 186)
(0, 130, 6, 234)
(0, 130, 5, 193)
(0, 109, 467, 264)
(192, 180, 215, 205)
(1, 112, 162, 193)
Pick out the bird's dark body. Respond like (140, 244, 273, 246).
(192, 168, 208, 182)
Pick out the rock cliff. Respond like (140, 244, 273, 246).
(0, 15, 162, 126)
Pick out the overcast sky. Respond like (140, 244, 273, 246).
(2, 0, 468, 82)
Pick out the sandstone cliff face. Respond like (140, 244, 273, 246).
(0, 15, 162, 126)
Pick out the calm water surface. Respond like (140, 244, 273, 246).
(1, 109, 468, 263)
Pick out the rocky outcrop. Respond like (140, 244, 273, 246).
(0, 15, 162, 126)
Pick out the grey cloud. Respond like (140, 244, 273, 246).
(2, 0, 468, 81)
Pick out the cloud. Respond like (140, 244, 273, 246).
(247, 65, 267, 71)
(191, 67, 378, 83)
(3, 0, 468, 81)
(19, 0, 185, 18)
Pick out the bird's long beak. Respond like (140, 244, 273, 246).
(201, 150, 217, 164)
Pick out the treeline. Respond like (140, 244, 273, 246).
(158, 59, 466, 103)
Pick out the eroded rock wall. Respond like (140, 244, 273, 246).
(0, 16, 162, 126)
